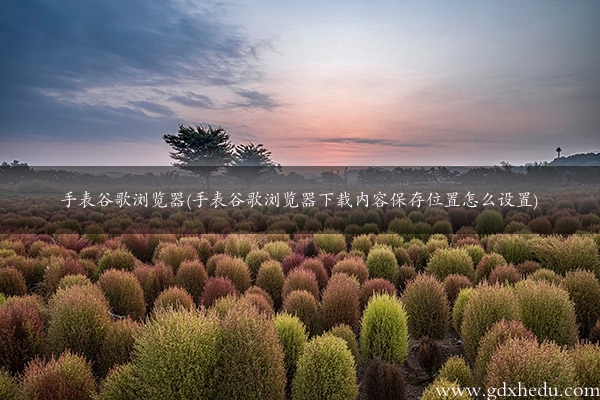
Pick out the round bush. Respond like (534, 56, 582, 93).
(560, 269, 600, 338)
(281, 253, 306, 275)
(475, 210, 504, 235)
(396, 264, 416, 291)
(489, 235, 534, 264)
(532, 235, 600, 276)
(360, 293, 408, 365)
(153, 286, 194, 312)
(417, 336, 442, 378)
(444, 274, 473, 307)
(452, 287, 472, 333)
(426, 248, 475, 282)
(98, 269, 146, 321)
(42, 256, 86, 296)
(0, 368, 17, 400)
(555, 216, 581, 234)
(98, 318, 141, 378)
(215, 257, 251, 293)
(529, 217, 552, 234)
(132, 263, 175, 307)
(282, 268, 320, 302)
(175, 260, 208, 304)
(300, 258, 329, 290)
(484, 338, 577, 396)
(488, 263, 521, 285)
(245, 249, 272, 280)
(351, 234, 372, 254)
(274, 313, 308, 383)
(361, 357, 406, 400)
(57, 274, 92, 290)
(98, 248, 138, 273)
(256, 260, 285, 310)
(475, 253, 507, 283)
(460, 284, 520, 360)
(263, 241, 292, 262)
(47, 285, 111, 371)
(243, 292, 274, 317)
(529, 268, 562, 285)
(516, 279, 577, 346)
(589, 320, 600, 343)
(313, 232, 347, 254)
(516, 260, 541, 276)
(460, 244, 485, 267)
(19, 351, 96, 400)
(421, 377, 471, 400)
(223, 234, 256, 258)
(282, 290, 321, 337)
(328, 323, 359, 363)
(474, 319, 536, 385)
(365, 245, 399, 285)
(570, 343, 600, 388)
(320, 273, 361, 332)
(438, 356, 473, 387)
(152, 243, 197, 274)
(97, 363, 139, 400)
(201, 276, 239, 309)
(292, 334, 358, 400)
(401, 274, 449, 339)
(246, 285, 274, 307)
(360, 278, 397, 310)
(0, 267, 27, 296)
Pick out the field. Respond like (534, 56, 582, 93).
(1, 185, 600, 399)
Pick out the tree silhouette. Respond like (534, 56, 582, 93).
(227, 142, 278, 190)
(163, 124, 234, 191)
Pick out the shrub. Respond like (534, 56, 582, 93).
(47, 285, 111, 372)
(152, 243, 197, 274)
(121, 233, 160, 263)
(532, 235, 600, 276)
(0, 296, 46, 374)
(300, 258, 329, 290)
(292, 334, 358, 400)
(201, 276, 239, 309)
(245, 285, 274, 307)
(366, 245, 399, 284)
(320, 273, 361, 332)
(282, 268, 320, 302)
(223, 234, 256, 258)
(484, 338, 577, 396)
(313, 231, 347, 254)
(274, 313, 308, 384)
(570, 343, 600, 387)
(98, 269, 146, 320)
(214, 257, 251, 293)
(590, 320, 600, 344)
(132, 263, 175, 307)
(328, 323, 359, 363)
(474, 319, 535, 385)
(57, 274, 92, 290)
(396, 264, 416, 291)
(417, 336, 442, 378)
(488, 264, 521, 285)
(98, 318, 141, 377)
(426, 248, 475, 282)
(281, 253, 306, 275)
(516, 260, 541, 276)
(97, 363, 139, 400)
(42, 256, 86, 296)
(0, 255, 44, 289)
(175, 260, 208, 304)
(245, 249, 272, 280)
(360, 278, 397, 310)
(475, 253, 507, 283)
(361, 357, 406, 400)
(282, 290, 321, 337)
(461, 284, 520, 360)
(0, 267, 27, 296)
(528, 217, 552, 234)
(555, 216, 581, 234)
(294, 238, 319, 258)
(460, 244, 485, 267)
(153, 286, 194, 312)
(98, 248, 138, 273)
(401, 274, 449, 339)
(488, 235, 533, 264)
(256, 260, 285, 310)
(318, 252, 338, 274)
(421, 377, 471, 400)
(444, 274, 473, 307)
(360, 293, 408, 365)
(516, 280, 577, 346)
(263, 241, 292, 262)
(529, 268, 562, 285)
(475, 210, 504, 235)
(351, 234, 372, 254)
(561, 269, 600, 337)
(0, 368, 17, 400)
(393, 247, 411, 268)
(439, 356, 473, 387)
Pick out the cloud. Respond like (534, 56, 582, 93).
(169, 92, 216, 109)
(229, 90, 281, 110)
(315, 137, 444, 148)
(130, 101, 175, 117)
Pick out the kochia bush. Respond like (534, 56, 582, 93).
(98, 269, 146, 321)
(401, 274, 449, 339)
(365, 245, 399, 285)
(426, 248, 475, 282)
(560, 269, 600, 338)
(320, 273, 361, 333)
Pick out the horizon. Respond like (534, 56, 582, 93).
(1, 0, 599, 166)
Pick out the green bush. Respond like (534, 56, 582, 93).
(263, 241, 292, 262)
(488, 264, 521, 286)
(529, 268, 562, 285)
(314, 231, 347, 254)
(175, 260, 208, 304)
(0, 267, 27, 296)
(328, 323, 359, 363)
(0, 368, 17, 400)
(41, 256, 85, 296)
(401, 274, 449, 339)
(474, 319, 536, 385)
(47, 285, 111, 372)
(484, 338, 577, 397)
(282, 290, 321, 337)
(561, 269, 600, 337)
(320, 273, 361, 332)
(366, 245, 399, 285)
(460, 244, 485, 267)
(19, 351, 96, 400)
(360, 278, 397, 310)
(361, 357, 407, 400)
(360, 293, 408, 365)
(256, 260, 285, 310)
(475, 210, 504, 235)
(438, 356, 473, 387)
(98, 269, 146, 321)
(375, 233, 404, 249)
(420, 377, 472, 400)
(452, 287, 472, 333)
(97, 363, 139, 400)
(474, 253, 507, 283)
(223, 234, 257, 258)
(132, 263, 175, 307)
(57, 274, 92, 290)
(98, 318, 141, 378)
(153, 286, 194, 312)
(245, 249, 272, 280)
(152, 243, 197, 274)
(426, 248, 475, 282)
(444, 274, 473, 307)
(98, 248, 138, 273)
(214, 257, 251, 293)
(570, 343, 600, 388)
(274, 313, 308, 384)
(532, 235, 600, 276)
(332, 256, 369, 284)
(292, 334, 358, 400)
(351, 234, 372, 254)
(461, 284, 520, 360)
(488, 235, 533, 265)
(516, 279, 577, 346)
(282, 268, 320, 301)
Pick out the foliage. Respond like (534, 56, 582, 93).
(328, 323, 359, 364)
(426, 248, 475, 282)
(314, 231, 347, 254)
(438, 356, 473, 387)
(201, 276, 239, 308)
(282, 268, 320, 302)
(98, 269, 146, 320)
(360, 278, 397, 310)
(444, 274, 473, 307)
(256, 260, 285, 310)
(475, 210, 504, 235)
(282, 290, 321, 337)
(98, 318, 141, 378)
(361, 357, 407, 400)
(488, 264, 521, 285)
(365, 245, 399, 285)
(214, 256, 251, 293)
(420, 377, 472, 400)
(273, 313, 308, 385)
(532, 235, 599, 276)
(0, 368, 17, 400)
(320, 273, 361, 332)
(175, 260, 208, 304)
(417, 336, 442, 378)
(570, 343, 600, 387)
(560, 269, 600, 337)
(97, 363, 140, 400)
(227, 142, 277, 189)
(153, 286, 194, 312)
(401, 274, 449, 339)
(98, 248, 138, 273)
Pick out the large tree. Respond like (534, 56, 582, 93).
(163, 124, 234, 191)
(227, 142, 278, 190)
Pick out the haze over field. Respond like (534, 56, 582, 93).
(1, 0, 599, 166)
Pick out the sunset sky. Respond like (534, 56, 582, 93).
(1, 0, 599, 166)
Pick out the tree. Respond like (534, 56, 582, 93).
(227, 142, 278, 190)
(163, 124, 234, 191)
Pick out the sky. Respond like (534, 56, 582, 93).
(0, 0, 599, 166)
